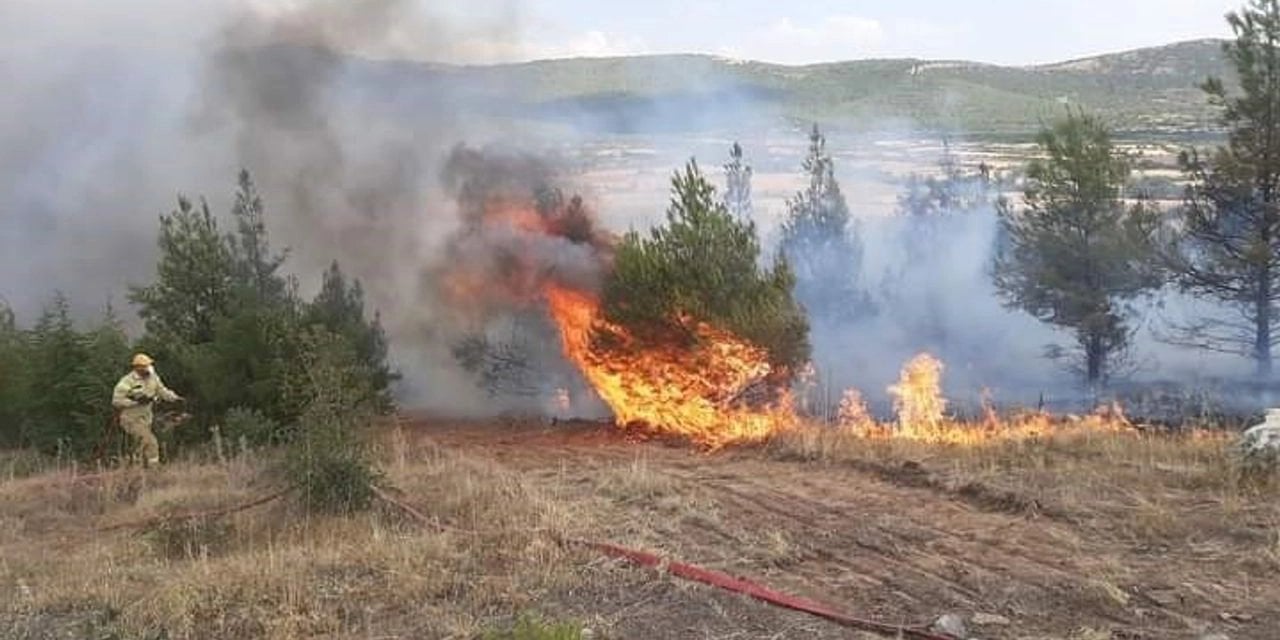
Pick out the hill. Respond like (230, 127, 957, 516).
(345, 39, 1232, 136)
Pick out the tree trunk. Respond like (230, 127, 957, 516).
(1257, 272, 1273, 379)
(1085, 332, 1104, 389)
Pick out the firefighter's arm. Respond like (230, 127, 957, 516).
(155, 376, 182, 403)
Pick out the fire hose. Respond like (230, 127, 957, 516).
(370, 486, 959, 640)
(571, 538, 959, 640)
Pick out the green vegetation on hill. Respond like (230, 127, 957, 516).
(363, 39, 1232, 135)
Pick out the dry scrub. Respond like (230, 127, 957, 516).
(0, 432, 596, 640)
(768, 424, 1279, 560)
(4, 420, 1279, 639)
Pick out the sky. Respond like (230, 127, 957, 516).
(437, 0, 1244, 65)
(0, 0, 1246, 66)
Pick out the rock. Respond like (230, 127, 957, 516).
(972, 612, 1012, 626)
(1197, 634, 1230, 640)
(930, 613, 969, 638)
(1145, 587, 1181, 607)
(1239, 409, 1280, 460)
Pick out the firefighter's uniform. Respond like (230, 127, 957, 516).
(111, 354, 181, 466)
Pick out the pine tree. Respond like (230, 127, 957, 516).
(24, 294, 92, 455)
(724, 142, 754, 221)
(994, 111, 1161, 388)
(603, 159, 810, 373)
(1164, 0, 1280, 377)
(73, 302, 131, 456)
(0, 302, 28, 447)
(779, 124, 870, 324)
(307, 261, 396, 411)
(228, 169, 290, 305)
(130, 196, 236, 345)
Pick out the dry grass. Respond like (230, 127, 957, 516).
(0, 431, 600, 640)
(5, 419, 1278, 639)
(766, 423, 1278, 548)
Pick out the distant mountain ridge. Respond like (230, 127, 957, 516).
(345, 39, 1234, 136)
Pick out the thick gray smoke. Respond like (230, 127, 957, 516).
(0, 0, 539, 414)
(190, 1, 468, 410)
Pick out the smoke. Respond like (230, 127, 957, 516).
(0, 0, 548, 415)
(0, 0, 777, 419)
(814, 203, 1065, 414)
(782, 133, 1256, 416)
(423, 145, 617, 416)
(433, 145, 614, 318)
(6, 1, 1252, 421)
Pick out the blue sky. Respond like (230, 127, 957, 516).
(1, 0, 1247, 66)
(440, 0, 1242, 65)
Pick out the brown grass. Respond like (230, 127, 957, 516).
(4, 419, 1278, 639)
(0, 432, 597, 640)
(766, 424, 1278, 548)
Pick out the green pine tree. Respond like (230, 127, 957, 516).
(994, 110, 1161, 388)
(779, 124, 871, 324)
(0, 302, 29, 448)
(1164, 0, 1280, 377)
(130, 196, 236, 346)
(24, 293, 92, 456)
(306, 261, 396, 411)
(603, 159, 810, 374)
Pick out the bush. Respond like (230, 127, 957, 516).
(281, 328, 383, 515)
(1235, 437, 1280, 490)
(289, 450, 380, 514)
(482, 614, 586, 640)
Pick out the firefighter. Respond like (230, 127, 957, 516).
(111, 353, 182, 467)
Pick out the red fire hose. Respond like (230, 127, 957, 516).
(370, 487, 959, 640)
(567, 538, 960, 640)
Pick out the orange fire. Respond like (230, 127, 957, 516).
(543, 282, 1136, 447)
(543, 285, 796, 448)
(840, 352, 1135, 444)
(889, 353, 947, 439)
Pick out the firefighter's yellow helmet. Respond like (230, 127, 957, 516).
(131, 353, 154, 368)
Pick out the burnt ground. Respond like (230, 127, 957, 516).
(409, 418, 1279, 640)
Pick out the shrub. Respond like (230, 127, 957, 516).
(282, 328, 383, 515)
(482, 614, 586, 640)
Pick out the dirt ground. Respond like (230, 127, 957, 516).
(410, 418, 1279, 640)
(1, 417, 1276, 640)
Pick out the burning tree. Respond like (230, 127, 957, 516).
(993, 110, 1161, 389)
(602, 159, 810, 376)
(1163, 0, 1280, 378)
(433, 148, 808, 447)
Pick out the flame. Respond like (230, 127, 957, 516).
(839, 352, 1136, 444)
(544, 285, 795, 448)
(889, 353, 947, 439)
(836, 388, 873, 430)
